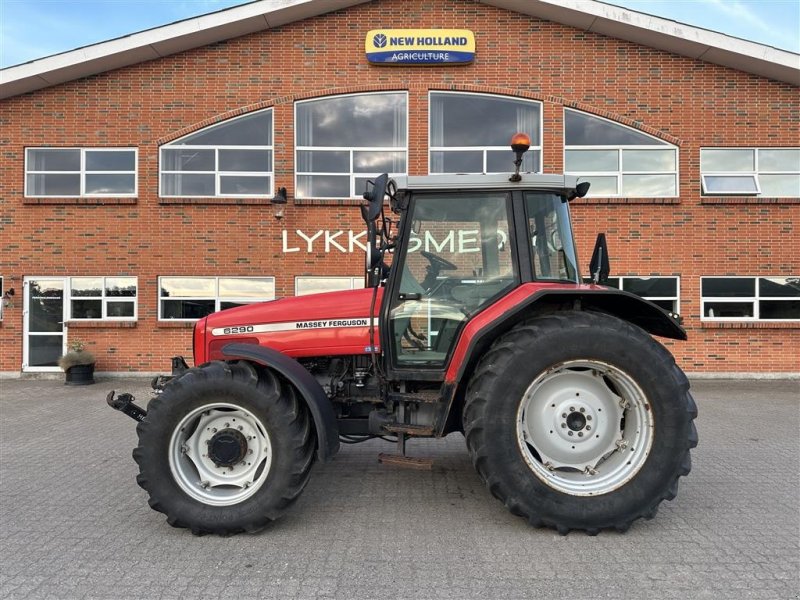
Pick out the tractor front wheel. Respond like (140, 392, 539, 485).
(463, 310, 697, 534)
(133, 360, 315, 535)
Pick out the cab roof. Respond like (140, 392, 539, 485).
(394, 173, 581, 192)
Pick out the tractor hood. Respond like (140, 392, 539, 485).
(200, 287, 383, 361)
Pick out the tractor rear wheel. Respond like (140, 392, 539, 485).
(133, 360, 315, 535)
(463, 310, 697, 534)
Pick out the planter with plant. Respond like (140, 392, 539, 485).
(58, 340, 96, 385)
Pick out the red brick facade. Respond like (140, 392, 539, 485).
(1, 0, 798, 374)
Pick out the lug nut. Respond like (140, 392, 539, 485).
(580, 407, 585, 413)
(561, 423, 567, 429)
(568, 431, 574, 436)
(562, 413, 567, 418)
(578, 432, 584, 437)
(586, 426, 591, 431)
(569, 407, 575, 412)
(587, 416, 592, 421)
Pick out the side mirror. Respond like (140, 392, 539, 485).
(567, 181, 591, 201)
(362, 173, 388, 221)
(589, 233, 610, 284)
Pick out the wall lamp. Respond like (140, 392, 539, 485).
(271, 187, 288, 220)
(2, 287, 15, 309)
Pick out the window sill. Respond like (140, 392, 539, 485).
(293, 198, 364, 206)
(157, 321, 196, 328)
(65, 320, 137, 328)
(701, 196, 800, 205)
(701, 321, 800, 329)
(572, 197, 680, 205)
(159, 197, 272, 205)
(23, 197, 137, 205)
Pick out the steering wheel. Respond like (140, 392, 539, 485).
(421, 250, 457, 272)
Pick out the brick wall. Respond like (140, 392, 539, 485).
(1, 0, 798, 373)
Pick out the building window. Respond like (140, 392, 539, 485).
(700, 148, 800, 196)
(701, 277, 800, 321)
(295, 92, 407, 199)
(159, 277, 275, 320)
(0, 276, 4, 320)
(25, 148, 137, 197)
(564, 109, 678, 198)
(68, 277, 137, 320)
(587, 276, 680, 314)
(429, 92, 542, 174)
(295, 276, 365, 296)
(160, 109, 273, 198)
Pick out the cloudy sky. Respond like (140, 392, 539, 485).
(1, 0, 798, 68)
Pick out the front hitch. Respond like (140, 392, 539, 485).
(106, 391, 147, 422)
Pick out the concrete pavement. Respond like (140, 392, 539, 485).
(0, 377, 798, 599)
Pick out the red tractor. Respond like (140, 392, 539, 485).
(108, 135, 697, 536)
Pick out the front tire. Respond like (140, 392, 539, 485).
(133, 360, 315, 535)
(463, 311, 697, 534)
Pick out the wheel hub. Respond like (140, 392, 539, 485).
(566, 411, 587, 432)
(208, 428, 248, 467)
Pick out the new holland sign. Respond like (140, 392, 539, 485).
(365, 29, 475, 65)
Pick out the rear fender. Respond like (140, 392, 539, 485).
(221, 343, 340, 462)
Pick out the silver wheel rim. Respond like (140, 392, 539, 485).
(168, 403, 272, 506)
(516, 360, 654, 496)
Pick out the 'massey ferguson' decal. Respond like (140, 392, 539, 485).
(211, 318, 376, 337)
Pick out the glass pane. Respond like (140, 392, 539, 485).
(430, 151, 482, 173)
(296, 93, 406, 147)
(296, 175, 350, 198)
(704, 301, 754, 318)
(702, 278, 755, 297)
(160, 277, 215, 298)
(218, 149, 271, 172)
(759, 174, 800, 197)
(758, 149, 800, 172)
(297, 150, 349, 173)
(579, 175, 617, 196)
(106, 277, 136, 297)
(622, 149, 676, 172)
(161, 299, 215, 319)
(176, 111, 272, 146)
(85, 174, 135, 195)
(220, 301, 250, 310)
(622, 174, 676, 197)
(28, 335, 63, 367)
(160, 173, 215, 196)
(27, 173, 80, 196)
(353, 151, 406, 173)
(760, 300, 800, 319)
(650, 299, 677, 312)
(527, 193, 579, 281)
(430, 93, 540, 147)
(565, 149, 618, 172)
(565, 110, 665, 146)
(71, 277, 102, 297)
(27, 149, 80, 171)
(487, 150, 537, 173)
(703, 175, 758, 194)
(85, 150, 135, 171)
(28, 280, 63, 333)
(107, 301, 135, 317)
(161, 148, 215, 171)
(296, 277, 354, 296)
(622, 277, 678, 297)
(71, 299, 102, 319)
(220, 176, 270, 195)
(759, 277, 800, 298)
(701, 149, 754, 172)
(219, 278, 274, 298)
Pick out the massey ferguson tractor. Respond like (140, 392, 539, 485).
(108, 133, 697, 536)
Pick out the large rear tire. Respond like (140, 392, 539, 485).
(133, 360, 315, 535)
(463, 310, 697, 534)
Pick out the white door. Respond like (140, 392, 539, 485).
(23, 277, 67, 372)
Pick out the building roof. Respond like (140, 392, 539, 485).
(1, 0, 798, 99)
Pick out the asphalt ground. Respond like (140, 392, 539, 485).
(0, 377, 798, 600)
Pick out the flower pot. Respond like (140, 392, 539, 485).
(65, 363, 95, 385)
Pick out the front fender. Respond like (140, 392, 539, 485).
(221, 343, 340, 462)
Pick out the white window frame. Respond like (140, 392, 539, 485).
(700, 147, 800, 196)
(158, 276, 276, 321)
(25, 147, 138, 198)
(67, 276, 138, 321)
(295, 276, 365, 296)
(159, 109, 274, 199)
(564, 109, 679, 198)
(701, 276, 800, 322)
(0, 275, 4, 320)
(294, 92, 409, 200)
(428, 91, 543, 175)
